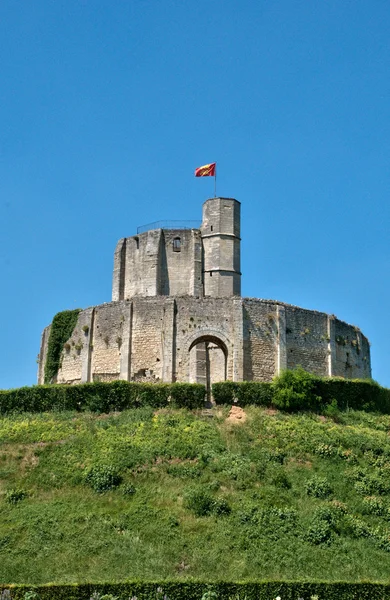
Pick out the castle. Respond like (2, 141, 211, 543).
(38, 197, 371, 391)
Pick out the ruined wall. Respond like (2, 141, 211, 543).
(159, 229, 203, 297)
(285, 306, 329, 377)
(37, 325, 51, 385)
(39, 297, 372, 387)
(55, 309, 94, 385)
(124, 230, 162, 298)
(90, 303, 125, 382)
(333, 319, 371, 379)
(243, 300, 278, 382)
(112, 229, 202, 300)
(130, 297, 167, 382)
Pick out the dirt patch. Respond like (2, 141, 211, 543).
(226, 405, 247, 424)
(264, 408, 279, 416)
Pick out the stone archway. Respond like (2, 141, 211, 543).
(188, 335, 228, 401)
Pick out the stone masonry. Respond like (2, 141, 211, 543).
(38, 197, 371, 389)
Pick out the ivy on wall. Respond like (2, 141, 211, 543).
(44, 309, 81, 384)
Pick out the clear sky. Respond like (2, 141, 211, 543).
(1, 0, 390, 389)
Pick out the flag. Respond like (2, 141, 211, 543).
(195, 162, 216, 177)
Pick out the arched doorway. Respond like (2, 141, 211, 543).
(189, 335, 228, 401)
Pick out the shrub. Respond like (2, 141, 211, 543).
(343, 514, 372, 539)
(322, 398, 344, 422)
(268, 468, 291, 489)
(305, 476, 333, 499)
(272, 367, 322, 412)
(5, 488, 28, 504)
(184, 488, 231, 517)
(84, 465, 122, 493)
(305, 518, 333, 545)
(362, 496, 386, 517)
(184, 488, 214, 516)
(121, 484, 136, 496)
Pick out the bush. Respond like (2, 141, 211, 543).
(362, 496, 386, 517)
(184, 488, 214, 516)
(272, 367, 322, 412)
(84, 465, 122, 493)
(305, 476, 333, 499)
(305, 518, 333, 545)
(184, 488, 231, 517)
(5, 488, 28, 504)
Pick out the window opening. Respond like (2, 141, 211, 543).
(173, 237, 181, 252)
(211, 225, 213, 232)
(134, 236, 139, 249)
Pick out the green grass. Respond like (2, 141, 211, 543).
(2, 405, 390, 584)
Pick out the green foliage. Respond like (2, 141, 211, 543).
(212, 381, 272, 406)
(170, 383, 206, 409)
(3, 406, 390, 583)
(213, 369, 390, 416)
(0, 582, 390, 600)
(84, 465, 122, 493)
(305, 476, 333, 499)
(362, 496, 387, 517)
(121, 484, 136, 496)
(44, 309, 81, 384)
(184, 488, 231, 517)
(23, 592, 39, 600)
(305, 506, 339, 546)
(0, 381, 205, 415)
(272, 367, 322, 412)
(5, 488, 28, 504)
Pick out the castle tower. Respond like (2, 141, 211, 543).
(201, 197, 241, 297)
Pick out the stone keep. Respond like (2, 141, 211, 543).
(38, 197, 371, 388)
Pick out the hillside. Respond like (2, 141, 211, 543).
(1, 404, 390, 584)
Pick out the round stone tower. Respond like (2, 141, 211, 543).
(201, 197, 241, 297)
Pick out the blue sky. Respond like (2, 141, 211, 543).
(1, 0, 390, 389)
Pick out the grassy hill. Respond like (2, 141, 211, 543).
(1, 403, 390, 584)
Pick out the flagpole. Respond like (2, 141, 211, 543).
(214, 166, 217, 198)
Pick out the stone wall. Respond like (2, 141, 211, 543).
(243, 300, 278, 382)
(39, 297, 371, 386)
(334, 319, 371, 379)
(285, 306, 329, 377)
(37, 325, 51, 384)
(174, 296, 239, 383)
(112, 229, 203, 300)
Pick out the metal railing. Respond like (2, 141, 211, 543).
(137, 220, 201, 234)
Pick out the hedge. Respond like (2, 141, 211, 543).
(212, 381, 273, 407)
(2, 581, 390, 600)
(212, 371, 390, 414)
(0, 381, 206, 415)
